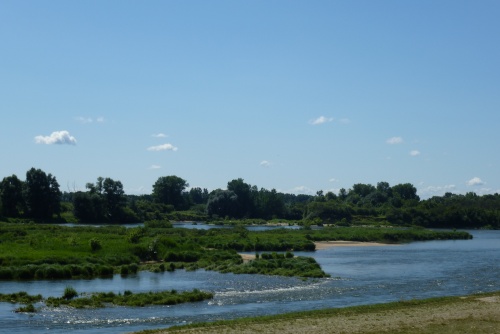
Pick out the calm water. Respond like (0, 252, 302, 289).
(0, 230, 498, 334)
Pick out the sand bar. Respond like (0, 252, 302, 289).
(238, 241, 394, 261)
(314, 240, 395, 250)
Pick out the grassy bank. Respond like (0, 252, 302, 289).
(138, 291, 500, 334)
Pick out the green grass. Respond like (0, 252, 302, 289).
(0, 291, 43, 304)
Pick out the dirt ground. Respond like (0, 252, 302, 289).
(151, 294, 500, 334)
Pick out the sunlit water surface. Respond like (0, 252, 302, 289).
(0, 230, 498, 334)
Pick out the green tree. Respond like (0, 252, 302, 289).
(256, 188, 285, 219)
(392, 183, 419, 201)
(73, 191, 105, 221)
(339, 188, 348, 201)
(206, 189, 238, 218)
(227, 178, 254, 218)
(351, 183, 376, 198)
(188, 187, 208, 205)
(102, 177, 125, 219)
(76, 177, 126, 222)
(152, 176, 189, 210)
(0, 174, 24, 217)
(23, 168, 61, 219)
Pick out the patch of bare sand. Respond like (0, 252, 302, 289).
(314, 241, 395, 250)
(238, 242, 393, 261)
(239, 254, 256, 262)
(151, 294, 500, 334)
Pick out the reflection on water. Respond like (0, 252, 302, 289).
(0, 230, 498, 334)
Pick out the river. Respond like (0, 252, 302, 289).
(0, 229, 498, 334)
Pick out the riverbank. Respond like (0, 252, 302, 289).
(138, 291, 500, 334)
(239, 241, 394, 261)
(314, 240, 394, 250)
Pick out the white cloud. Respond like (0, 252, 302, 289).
(149, 165, 161, 169)
(96, 117, 105, 123)
(410, 150, 421, 156)
(386, 136, 403, 144)
(260, 160, 271, 167)
(338, 118, 351, 124)
(152, 133, 168, 138)
(147, 143, 178, 151)
(329, 178, 339, 182)
(35, 130, 77, 145)
(310, 116, 334, 125)
(466, 177, 485, 186)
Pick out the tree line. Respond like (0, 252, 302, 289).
(1, 168, 499, 229)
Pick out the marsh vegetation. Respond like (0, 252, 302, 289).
(0, 221, 470, 281)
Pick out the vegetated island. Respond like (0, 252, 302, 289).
(137, 291, 500, 334)
(0, 220, 471, 281)
(1, 287, 213, 313)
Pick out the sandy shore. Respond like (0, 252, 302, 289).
(238, 241, 393, 261)
(314, 240, 394, 250)
(145, 293, 500, 334)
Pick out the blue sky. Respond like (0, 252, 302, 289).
(1, 1, 499, 198)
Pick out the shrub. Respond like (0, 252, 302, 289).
(15, 303, 36, 313)
(89, 238, 102, 252)
(0, 267, 13, 280)
(129, 263, 139, 273)
(96, 265, 113, 277)
(120, 265, 129, 276)
(63, 286, 78, 300)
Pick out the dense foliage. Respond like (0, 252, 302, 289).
(1, 168, 499, 229)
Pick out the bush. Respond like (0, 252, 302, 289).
(63, 286, 78, 300)
(89, 238, 102, 252)
(120, 265, 129, 276)
(129, 263, 139, 273)
(15, 303, 36, 313)
(0, 267, 13, 280)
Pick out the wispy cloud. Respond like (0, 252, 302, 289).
(386, 137, 403, 144)
(260, 160, 271, 167)
(76, 116, 105, 124)
(147, 143, 178, 152)
(35, 130, 77, 145)
(419, 184, 457, 198)
(410, 150, 421, 156)
(466, 177, 485, 186)
(310, 116, 334, 125)
(329, 178, 339, 183)
(149, 165, 161, 169)
(75, 117, 93, 124)
(338, 118, 351, 124)
(152, 133, 168, 138)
